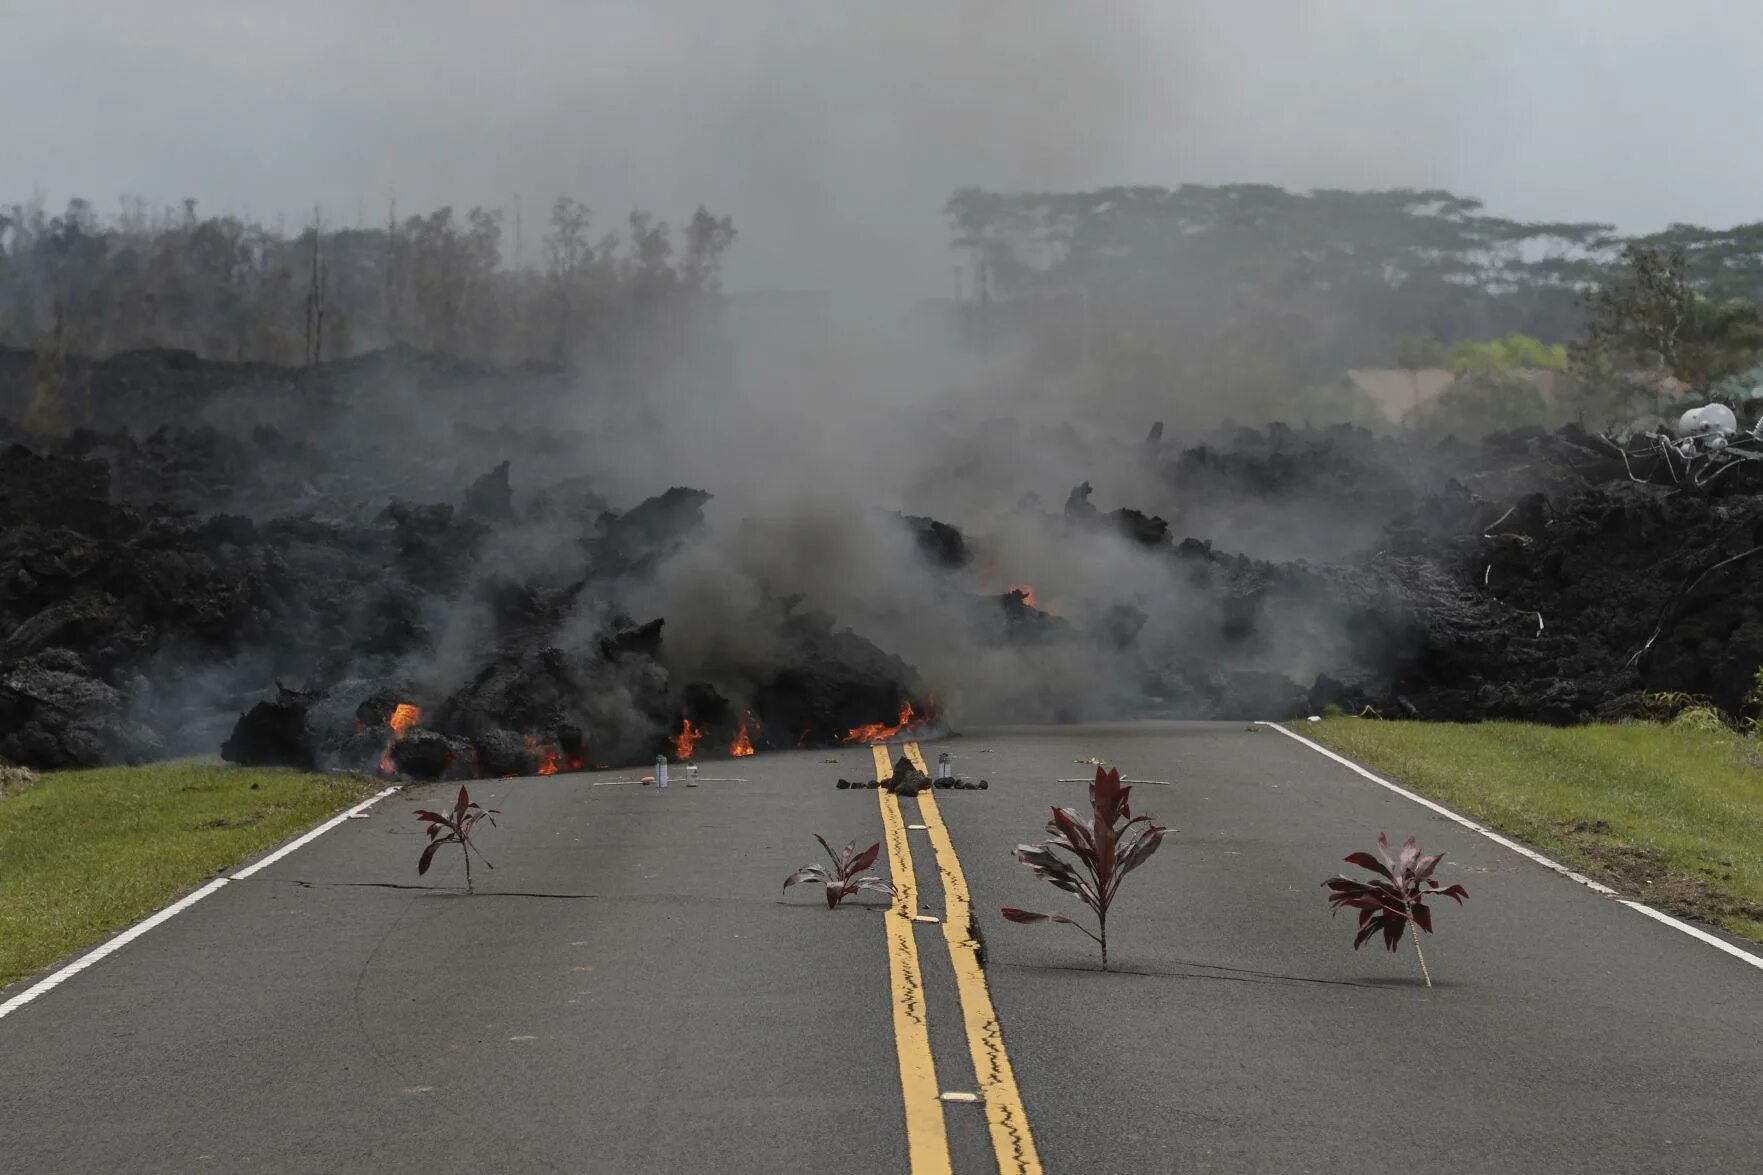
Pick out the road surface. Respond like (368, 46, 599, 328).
(3, 722, 1760, 1173)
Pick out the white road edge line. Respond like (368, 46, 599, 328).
(1259, 721, 1763, 973)
(0, 878, 230, 1020)
(1617, 901, 1763, 970)
(230, 786, 400, 880)
(0, 785, 402, 1022)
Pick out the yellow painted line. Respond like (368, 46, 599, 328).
(877, 787, 952, 1174)
(903, 740, 929, 775)
(918, 789, 1045, 1175)
(873, 743, 894, 781)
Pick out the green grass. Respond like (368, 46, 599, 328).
(0, 760, 377, 988)
(1308, 718, 1763, 942)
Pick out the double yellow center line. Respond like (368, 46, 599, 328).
(874, 742, 1043, 1175)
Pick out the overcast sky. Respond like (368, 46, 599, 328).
(3, 1, 1758, 301)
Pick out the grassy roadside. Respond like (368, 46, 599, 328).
(1307, 718, 1763, 942)
(0, 760, 378, 988)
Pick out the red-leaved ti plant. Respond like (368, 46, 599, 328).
(1001, 765, 1166, 970)
(414, 785, 500, 893)
(1323, 833, 1468, 987)
(783, 836, 896, 909)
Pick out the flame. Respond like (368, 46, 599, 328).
(843, 699, 924, 745)
(524, 734, 561, 775)
(379, 702, 422, 774)
(730, 718, 756, 757)
(1008, 584, 1059, 615)
(522, 734, 586, 776)
(672, 718, 703, 760)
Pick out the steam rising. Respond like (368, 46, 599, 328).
(11, 2, 1748, 761)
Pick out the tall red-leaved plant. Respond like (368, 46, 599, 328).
(1002, 766, 1166, 970)
(1323, 833, 1468, 986)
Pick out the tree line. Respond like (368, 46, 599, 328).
(944, 184, 1763, 427)
(0, 195, 735, 369)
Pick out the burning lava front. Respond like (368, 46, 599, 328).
(842, 699, 929, 745)
(379, 703, 423, 774)
(523, 734, 586, 776)
(360, 694, 925, 779)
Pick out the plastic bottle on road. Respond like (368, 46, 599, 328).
(655, 755, 669, 789)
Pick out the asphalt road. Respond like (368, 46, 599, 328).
(2, 722, 1760, 1173)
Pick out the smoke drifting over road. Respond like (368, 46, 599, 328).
(6, 5, 1762, 776)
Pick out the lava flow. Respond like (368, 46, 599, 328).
(522, 735, 585, 776)
(524, 734, 559, 775)
(379, 702, 423, 773)
(673, 718, 703, 760)
(842, 699, 924, 745)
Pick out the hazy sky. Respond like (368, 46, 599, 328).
(4, 1, 1759, 301)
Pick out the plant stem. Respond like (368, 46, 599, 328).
(1099, 911, 1109, 971)
(1399, 892, 1432, 988)
(463, 842, 473, 894)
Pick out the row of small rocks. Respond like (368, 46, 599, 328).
(835, 766, 989, 796)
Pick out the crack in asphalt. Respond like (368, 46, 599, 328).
(348, 895, 571, 1175)
(995, 957, 1383, 989)
(885, 813, 929, 1032)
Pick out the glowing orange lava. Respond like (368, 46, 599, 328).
(843, 699, 925, 745)
(379, 702, 423, 774)
(523, 735, 562, 775)
(521, 734, 586, 776)
(672, 718, 703, 760)
(730, 720, 755, 757)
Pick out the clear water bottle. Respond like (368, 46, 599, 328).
(655, 755, 669, 789)
(936, 752, 952, 781)
(685, 763, 699, 786)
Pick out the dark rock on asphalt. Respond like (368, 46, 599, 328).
(8, 347, 1761, 772)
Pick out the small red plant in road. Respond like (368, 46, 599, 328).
(414, 785, 499, 893)
(783, 836, 895, 909)
(1001, 765, 1166, 970)
(1323, 833, 1468, 987)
